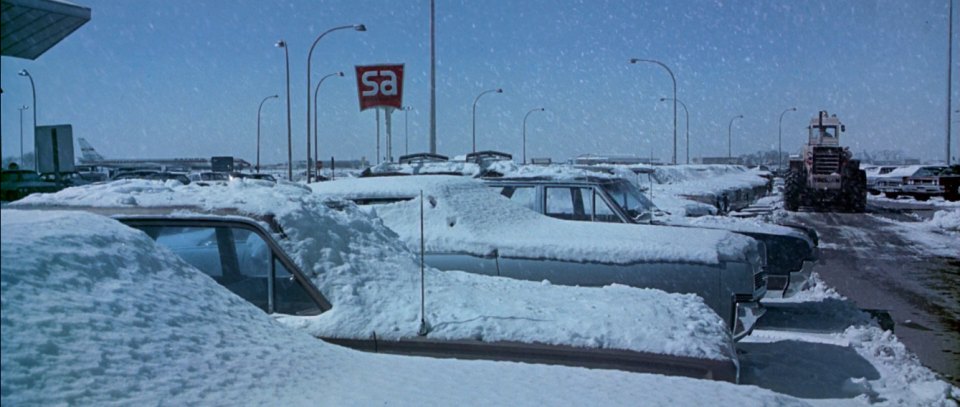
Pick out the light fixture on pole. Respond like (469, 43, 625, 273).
(522, 107, 545, 164)
(728, 114, 744, 161)
(257, 95, 279, 173)
(18, 105, 29, 167)
(778, 107, 797, 171)
(18, 69, 37, 171)
(314, 71, 345, 179)
(631, 59, 677, 165)
(659, 97, 689, 164)
(472, 88, 502, 153)
(306, 24, 365, 183)
(275, 40, 293, 181)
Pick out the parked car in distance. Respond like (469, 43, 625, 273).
(229, 172, 277, 182)
(900, 165, 958, 202)
(112, 170, 191, 184)
(864, 166, 898, 195)
(876, 165, 952, 200)
(1, 168, 62, 202)
(483, 173, 818, 298)
(188, 171, 230, 184)
(13, 180, 741, 382)
(312, 175, 768, 340)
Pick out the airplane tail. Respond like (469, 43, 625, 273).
(78, 137, 105, 163)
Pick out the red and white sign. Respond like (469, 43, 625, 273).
(355, 64, 404, 111)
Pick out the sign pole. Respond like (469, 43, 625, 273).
(385, 107, 394, 162)
(376, 108, 381, 164)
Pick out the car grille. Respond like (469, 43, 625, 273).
(754, 269, 768, 291)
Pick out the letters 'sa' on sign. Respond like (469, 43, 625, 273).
(355, 64, 404, 111)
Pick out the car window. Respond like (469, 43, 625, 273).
(134, 224, 320, 316)
(545, 187, 582, 220)
(547, 186, 614, 222)
(591, 190, 620, 223)
(499, 186, 537, 211)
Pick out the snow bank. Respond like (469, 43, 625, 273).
(1, 210, 808, 406)
(311, 175, 757, 265)
(929, 209, 960, 232)
(15, 180, 736, 361)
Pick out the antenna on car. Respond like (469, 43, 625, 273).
(418, 189, 431, 336)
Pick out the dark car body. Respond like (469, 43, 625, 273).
(1, 170, 62, 202)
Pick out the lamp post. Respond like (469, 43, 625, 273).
(472, 88, 502, 153)
(522, 107, 545, 164)
(314, 71, 344, 179)
(659, 98, 689, 164)
(275, 40, 292, 181)
(630, 59, 677, 165)
(306, 24, 365, 183)
(402, 106, 413, 155)
(18, 105, 29, 167)
(728, 114, 744, 161)
(257, 95, 279, 173)
(778, 107, 797, 171)
(18, 69, 37, 171)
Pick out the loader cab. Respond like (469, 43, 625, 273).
(807, 110, 845, 147)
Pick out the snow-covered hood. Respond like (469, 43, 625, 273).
(311, 175, 759, 265)
(14, 179, 737, 362)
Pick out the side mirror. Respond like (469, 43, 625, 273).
(841, 125, 846, 132)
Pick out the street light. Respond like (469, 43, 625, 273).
(306, 24, 365, 183)
(728, 114, 744, 161)
(18, 105, 29, 167)
(659, 98, 689, 164)
(402, 106, 414, 155)
(472, 88, 502, 153)
(631, 58, 677, 165)
(314, 71, 344, 178)
(275, 40, 292, 181)
(522, 107, 545, 164)
(257, 95, 279, 173)
(18, 69, 37, 171)
(778, 107, 797, 171)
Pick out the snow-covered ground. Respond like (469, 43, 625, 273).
(867, 208, 960, 258)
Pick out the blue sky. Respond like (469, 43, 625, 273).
(2, 0, 957, 165)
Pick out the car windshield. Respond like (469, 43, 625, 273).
(601, 180, 656, 221)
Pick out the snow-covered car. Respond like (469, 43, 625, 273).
(874, 165, 930, 199)
(864, 165, 898, 195)
(1, 169, 62, 202)
(900, 165, 959, 202)
(188, 171, 230, 185)
(4, 209, 812, 405)
(13, 179, 741, 382)
(483, 173, 819, 298)
(311, 175, 768, 341)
